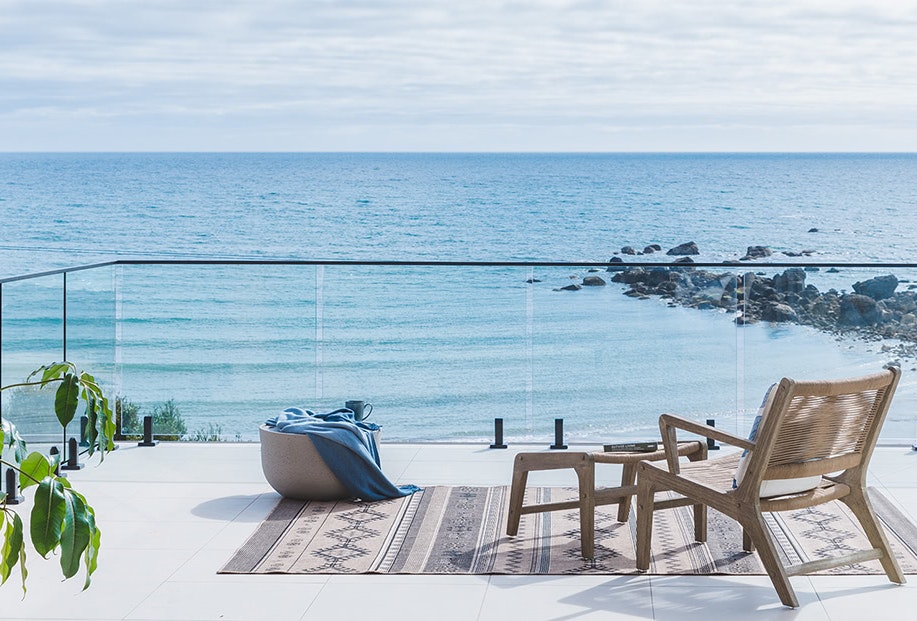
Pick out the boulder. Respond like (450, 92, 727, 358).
(852, 274, 898, 300)
(773, 268, 806, 294)
(560, 283, 582, 291)
(671, 256, 695, 270)
(606, 256, 625, 272)
(741, 246, 772, 260)
(642, 245, 656, 254)
(620, 246, 637, 255)
(762, 302, 798, 322)
(582, 276, 606, 286)
(666, 241, 699, 256)
(839, 294, 880, 325)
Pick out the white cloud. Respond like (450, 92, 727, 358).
(1, 0, 916, 150)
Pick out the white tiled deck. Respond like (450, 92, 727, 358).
(2, 442, 916, 620)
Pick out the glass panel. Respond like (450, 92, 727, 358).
(317, 265, 530, 442)
(65, 267, 117, 443)
(116, 264, 318, 441)
(740, 265, 917, 443)
(529, 265, 740, 444)
(1, 275, 64, 441)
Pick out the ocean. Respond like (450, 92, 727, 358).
(2, 153, 916, 443)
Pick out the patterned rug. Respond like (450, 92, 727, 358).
(220, 486, 917, 575)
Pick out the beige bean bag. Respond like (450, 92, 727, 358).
(259, 424, 350, 500)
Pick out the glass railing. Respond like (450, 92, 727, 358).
(2, 260, 916, 446)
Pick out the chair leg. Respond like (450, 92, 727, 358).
(575, 461, 596, 559)
(693, 502, 707, 543)
(617, 463, 637, 522)
(635, 469, 656, 571)
(742, 514, 798, 608)
(506, 461, 528, 537)
(841, 488, 906, 584)
(742, 528, 755, 553)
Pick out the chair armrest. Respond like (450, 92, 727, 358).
(658, 414, 755, 473)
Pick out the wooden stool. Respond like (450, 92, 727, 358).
(506, 441, 707, 559)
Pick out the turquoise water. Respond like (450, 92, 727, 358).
(2, 153, 917, 442)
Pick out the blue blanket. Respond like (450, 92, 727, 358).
(265, 408, 420, 501)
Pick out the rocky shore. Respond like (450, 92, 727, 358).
(557, 241, 917, 361)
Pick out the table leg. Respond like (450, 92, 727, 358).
(575, 457, 596, 559)
(617, 463, 638, 522)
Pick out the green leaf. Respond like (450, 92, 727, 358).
(59, 490, 92, 579)
(2, 419, 29, 464)
(17, 453, 54, 490)
(1, 511, 24, 587)
(30, 478, 68, 558)
(1, 512, 28, 596)
(75, 494, 100, 590)
(54, 373, 80, 428)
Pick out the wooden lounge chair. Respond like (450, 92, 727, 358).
(635, 366, 905, 608)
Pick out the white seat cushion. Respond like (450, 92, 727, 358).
(734, 384, 822, 498)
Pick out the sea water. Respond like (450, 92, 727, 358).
(2, 153, 917, 442)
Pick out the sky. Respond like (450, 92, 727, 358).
(1, 0, 916, 152)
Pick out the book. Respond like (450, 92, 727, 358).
(603, 441, 658, 453)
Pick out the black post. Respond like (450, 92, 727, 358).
(62, 437, 84, 470)
(706, 419, 721, 450)
(4, 468, 24, 505)
(490, 418, 507, 449)
(550, 418, 568, 450)
(138, 415, 158, 447)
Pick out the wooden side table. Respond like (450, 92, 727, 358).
(506, 441, 707, 559)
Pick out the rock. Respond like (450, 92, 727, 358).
(582, 276, 606, 286)
(839, 294, 880, 325)
(762, 302, 798, 322)
(525, 278, 542, 283)
(827, 267, 840, 273)
(852, 274, 898, 300)
(666, 241, 699, 256)
(808, 228, 819, 233)
(671, 256, 695, 268)
(741, 246, 772, 260)
(773, 268, 806, 294)
(642, 245, 656, 254)
(560, 283, 582, 291)
(647, 244, 662, 251)
(620, 246, 637, 255)
(606, 257, 625, 272)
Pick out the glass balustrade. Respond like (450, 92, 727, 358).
(2, 261, 915, 446)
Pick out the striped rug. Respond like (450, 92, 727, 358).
(220, 486, 917, 575)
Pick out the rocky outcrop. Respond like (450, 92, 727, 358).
(607, 264, 917, 350)
(582, 276, 607, 286)
(852, 274, 898, 300)
(666, 241, 699, 256)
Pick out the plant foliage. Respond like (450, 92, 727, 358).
(1, 362, 114, 595)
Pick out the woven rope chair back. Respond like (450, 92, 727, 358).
(759, 367, 899, 481)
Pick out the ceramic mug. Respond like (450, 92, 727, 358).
(345, 400, 373, 421)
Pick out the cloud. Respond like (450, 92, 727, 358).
(1, 0, 916, 150)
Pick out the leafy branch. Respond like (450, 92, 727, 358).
(1, 362, 115, 596)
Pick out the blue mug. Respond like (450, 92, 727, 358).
(345, 400, 373, 421)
